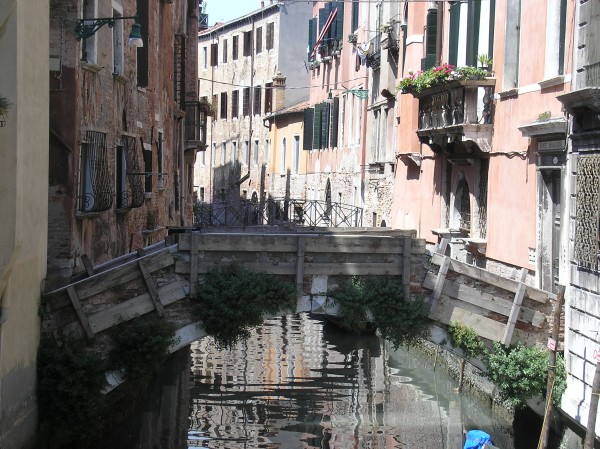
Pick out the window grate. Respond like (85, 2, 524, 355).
(478, 159, 489, 238)
(575, 156, 600, 270)
(79, 131, 113, 212)
(122, 135, 144, 208)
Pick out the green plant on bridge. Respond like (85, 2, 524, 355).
(37, 338, 108, 446)
(195, 263, 297, 348)
(327, 276, 430, 349)
(484, 342, 566, 408)
(448, 321, 484, 359)
(109, 315, 178, 382)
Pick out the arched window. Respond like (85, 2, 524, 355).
(453, 175, 471, 235)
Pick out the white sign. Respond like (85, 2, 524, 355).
(547, 338, 557, 351)
(594, 349, 600, 362)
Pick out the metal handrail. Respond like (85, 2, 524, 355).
(193, 198, 363, 228)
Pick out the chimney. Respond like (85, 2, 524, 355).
(270, 0, 273, 4)
(261, 1, 264, 7)
(273, 72, 287, 111)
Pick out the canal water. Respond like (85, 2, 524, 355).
(187, 313, 523, 449)
(96, 313, 552, 448)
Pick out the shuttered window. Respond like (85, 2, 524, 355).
(351, 0, 359, 32)
(312, 104, 322, 149)
(264, 83, 273, 113)
(320, 103, 330, 149)
(220, 92, 227, 119)
(136, 0, 148, 87)
(422, 8, 438, 70)
(231, 90, 239, 118)
(266, 22, 275, 49)
(222, 38, 228, 63)
(256, 27, 262, 54)
(330, 97, 339, 148)
(210, 43, 218, 66)
(448, 2, 460, 66)
(303, 108, 314, 150)
(242, 88, 250, 116)
(243, 31, 252, 56)
(253, 86, 261, 116)
(232, 35, 239, 60)
(308, 18, 317, 61)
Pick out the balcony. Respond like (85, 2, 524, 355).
(412, 79, 495, 152)
(185, 101, 208, 150)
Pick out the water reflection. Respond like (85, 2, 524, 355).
(188, 313, 515, 449)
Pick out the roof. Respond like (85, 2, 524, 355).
(198, 3, 279, 38)
(265, 100, 310, 120)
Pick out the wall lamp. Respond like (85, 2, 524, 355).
(75, 16, 144, 47)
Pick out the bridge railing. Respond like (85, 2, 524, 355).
(193, 198, 363, 228)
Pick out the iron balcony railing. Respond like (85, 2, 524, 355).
(193, 198, 363, 228)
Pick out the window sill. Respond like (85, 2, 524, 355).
(496, 88, 518, 99)
(113, 73, 127, 84)
(81, 61, 102, 73)
(538, 75, 565, 90)
(142, 226, 165, 236)
(145, 192, 152, 199)
(115, 207, 131, 215)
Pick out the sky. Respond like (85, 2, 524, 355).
(204, 0, 263, 26)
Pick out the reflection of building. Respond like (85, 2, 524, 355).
(48, 0, 204, 288)
(188, 315, 459, 449)
(0, 2, 49, 447)
(194, 2, 311, 206)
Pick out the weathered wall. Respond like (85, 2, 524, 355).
(48, 0, 195, 289)
(0, 1, 49, 447)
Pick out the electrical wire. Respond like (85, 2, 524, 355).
(198, 75, 368, 90)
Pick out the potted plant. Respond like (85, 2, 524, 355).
(477, 54, 493, 73)
(347, 33, 358, 44)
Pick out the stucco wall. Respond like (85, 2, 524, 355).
(0, 1, 49, 447)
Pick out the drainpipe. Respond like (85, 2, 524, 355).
(247, 16, 255, 170)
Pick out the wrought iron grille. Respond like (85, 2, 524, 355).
(574, 155, 600, 270)
(79, 131, 113, 213)
(123, 135, 144, 208)
(174, 35, 185, 110)
(193, 198, 363, 228)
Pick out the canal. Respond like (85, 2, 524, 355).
(96, 313, 550, 449)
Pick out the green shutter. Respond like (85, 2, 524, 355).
(448, 2, 460, 66)
(303, 108, 314, 150)
(559, 0, 567, 75)
(426, 9, 438, 58)
(330, 97, 339, 148)
(308, 18, 316, 60)
(321, 103, 330, 149)
(313, 104, 322, 149)
(351, 0, 359, 32)
(466, 0, 481, 66)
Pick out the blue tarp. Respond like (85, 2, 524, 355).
(463, 430, 493, 449)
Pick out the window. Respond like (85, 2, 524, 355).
(503, 0, 521, 90)
(212, 94, 218, 120)
(422, 5, 438, 70)
(293, 136, 300, 174)
(304, 97, 339, 150)
(143, 142, 152, 193)
(264, 83, 273, 113)
(202, 46, 207, 69)
(210, 43, 218, 66)
(307, 18, 317, 61)
(211, 143, 216, 165)
(253, 86, 261, 115)
(256, 27, 263, 54)
(243, 140, 249, 164)
(574, 156, 600, 270)
(243, 88, 250, 116)
(231, 90, 239, 118)
(545, 0, 567, 78)
(112, 8, 124, 74)
(453, 175, 471, 235)
(253, 140, 259, 165)
(232, 141, 237, 163)
(232, 35, 239, 60)
(82, 0, 98, 63)
(265, 139, 270, 167)
(220, 92, 228, 119)
(199, 187, 205, 202)
(222, 38, 228, 63)
(243, 31, 252, 56)
(136, 0, 148, 86)
(266, 22, 275, 49)
(351, 0, 359, 32)
(157, 131, 164, 189)
(221, 142, 226, 165)
(115, 144, 127, 208)
(303, 109, 314, 150)
(281, 137, 287, 174)
(199, 147, 206, 166)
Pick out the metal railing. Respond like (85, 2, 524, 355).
(193, 198, 363, 228)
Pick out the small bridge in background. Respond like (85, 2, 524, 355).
(41, 227, 557, 390)
(194, 198, 363, 228)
